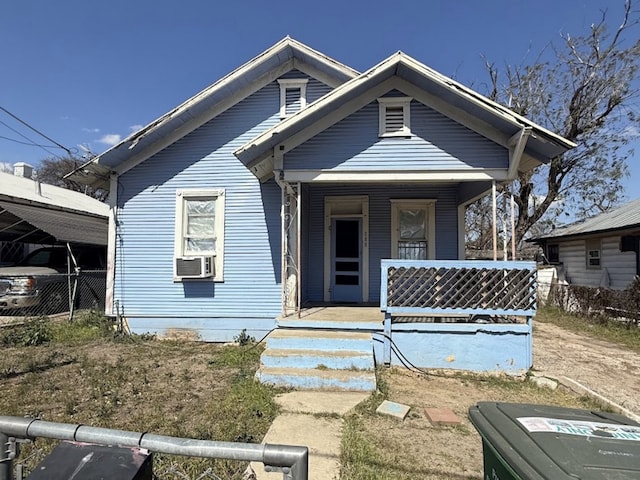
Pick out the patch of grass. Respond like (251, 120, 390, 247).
(353, 368, 389, 415)
(210, 344, 262, 369)
(340, 369, 607, 480)
(51, 310, 117, 343)
(341, 415, 391, 479)
(1, 311, 119, 347)
(1, 316, 52, 346)
(0, 330, 277, 479)
(537, 306, 640, 353)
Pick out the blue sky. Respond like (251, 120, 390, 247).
(1, 0, 638, 201)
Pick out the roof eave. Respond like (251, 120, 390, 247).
(528, 224, 640, 244)
(74, 37, 359, 185)
(235, 52, 575, 170)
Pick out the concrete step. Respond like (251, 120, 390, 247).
(277, 316, 381, 331)
(265, 329, 373, 352)
(260, 348, 375, 370)
(256, 367, 376, 391)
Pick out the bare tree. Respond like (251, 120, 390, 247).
(468, 1, 640, 250)
(36, 156, 108, 202)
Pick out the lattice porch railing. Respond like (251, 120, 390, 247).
(379, 260, 537, 366)
(381, 260, 537, 316)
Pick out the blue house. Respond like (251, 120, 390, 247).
(71, 38, 573, 388)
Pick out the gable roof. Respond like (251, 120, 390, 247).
(530, 198, 640, 243)
(0, 171, 108, 245)
(68, 37, 359, 190)
(234, 52, 575, 180)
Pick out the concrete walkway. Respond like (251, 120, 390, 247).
(249, 391, 369, 480)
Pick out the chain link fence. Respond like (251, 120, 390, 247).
(0, 270, 106, 321)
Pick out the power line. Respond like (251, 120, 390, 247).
(0, 119, 61, 159)
(0, 134, 60, 149)
(0, 105, 72, 156)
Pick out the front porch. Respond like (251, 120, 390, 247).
(256, 260, 537, 391)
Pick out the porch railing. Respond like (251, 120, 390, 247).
(380, 260, 537, 365)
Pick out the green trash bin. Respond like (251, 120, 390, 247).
(469, 402, 640, 480)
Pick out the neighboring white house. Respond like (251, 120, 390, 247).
(529, 198, 640, 290)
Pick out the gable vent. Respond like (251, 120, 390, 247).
(278, 79, 308, 118)
(378, 97, 412, 137)
(385, 106, 405, 133)
(285, 88, 302, 116)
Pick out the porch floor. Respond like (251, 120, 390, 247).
(278, 305, 384, 324)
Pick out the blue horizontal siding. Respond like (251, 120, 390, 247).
(304, 184, 459, 303)
(279, 69, 332, 104)
(117, 77, 331, 322)
(285, 101, 508, 171)
(126, 317, 277, 342)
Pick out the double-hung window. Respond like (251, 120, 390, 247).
(174, 189, 225, 281)
(391, 200, 436, 260)
(586, 238, 601, 269)
(278, 79, 308, 118)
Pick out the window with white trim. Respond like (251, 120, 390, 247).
(378, 97, 412, 137)
(586, 238, 601, 269)
(174, 189, 225, 281)
(391, 200, 436, 260)
(278, 79, 308, 118)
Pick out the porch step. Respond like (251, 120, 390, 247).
(256, 367, 376, 392)
(277, 317, 381, 331)
(277, 306, 383, 331)
(257, 329, 376, 392)
(261, 348, 374, 370)
(265, 329, 373, 351)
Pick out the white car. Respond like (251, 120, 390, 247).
(0, 246, 105, 314)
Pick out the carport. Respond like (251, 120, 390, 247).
(0, 200, 107, 246)
(0, 170, 109, 317)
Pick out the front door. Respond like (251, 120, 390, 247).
(331, 218, 362, 302)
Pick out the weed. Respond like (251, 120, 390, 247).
(51, 311, 116, 343)
(234, 329, 256, 346)
(312, 411, 341, 420)
(1, 317, 52, 346)
(340, 415, 384, 479)
(211, 344, 262, 369)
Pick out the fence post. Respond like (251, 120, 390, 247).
(0, 432, 12, 480)
(384, 313, 392, 366)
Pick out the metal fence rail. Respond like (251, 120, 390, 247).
(0, 416, 308, 480)
(0, 271, 106, 320)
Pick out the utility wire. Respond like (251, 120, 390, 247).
(0, 119, 62, 159)
(0, 134, 60, 149)
(0, 104, 72, 156)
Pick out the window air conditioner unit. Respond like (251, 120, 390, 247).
(175, 256, 214, 279)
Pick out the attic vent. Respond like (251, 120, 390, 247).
(285, 88, 302, 115)
(278, 79, 308, 118)
(378, 97, 412, 137)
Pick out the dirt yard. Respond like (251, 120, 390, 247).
(343, 319, 640, 480)
(533, 320, 640, 416)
